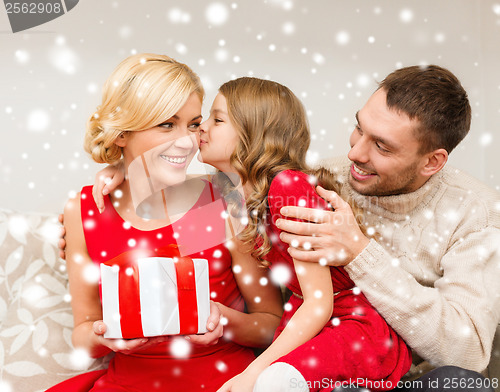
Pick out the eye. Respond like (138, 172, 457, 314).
(355, 124, 362, 134)
(375, 142, 389, 153)
(188, 123, 201, 132)
(214, 118, 223, 124)
(159, 122, 174, 129)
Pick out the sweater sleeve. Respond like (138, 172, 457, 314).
(345, 225, 500, 372)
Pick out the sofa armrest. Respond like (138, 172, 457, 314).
(0, 209, 108, 392)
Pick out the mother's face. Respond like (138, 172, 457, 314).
(198, 93, 239, 173)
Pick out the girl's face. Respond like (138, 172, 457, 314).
(121, 92, 202, 188)
(198, 93, 239, 172)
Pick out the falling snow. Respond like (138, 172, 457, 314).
(205, 2, 229, 26)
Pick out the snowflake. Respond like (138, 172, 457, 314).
(170, 337, 191, 358)
(270, 264, 292, 285)
(205, 3, 229, 26)
(282, 22, 295, 35)
(27, 109, 50, 132)
(479, 133, 493, 147)
(0, 380, 12, 392)
(168, 8, 191, 23)
(15, 49, 30, 64)
(70, 348, 93, 370)
(49, 44, 80, 75)
(399, 8, 414, 23)
(82, 263, 100, 284)
(215, 360, 228, 372)
(336, 31, 350, 45)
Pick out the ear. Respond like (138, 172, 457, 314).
(420, 148, 448, 177)
(114, 131, 127, 148)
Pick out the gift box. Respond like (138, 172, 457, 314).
(99, 245, 210, 339)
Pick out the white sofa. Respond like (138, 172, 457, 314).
(0, 208, 499, 391)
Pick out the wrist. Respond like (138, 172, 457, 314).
(352, 235, 370, 260)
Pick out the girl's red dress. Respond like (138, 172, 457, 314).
(265, 170, 412, 392)
(47, 182, 255, 392)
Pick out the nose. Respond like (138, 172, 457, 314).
(347, 130, 369, 163)
(199, 119, 208, 134)
(173, 133, 196, 150)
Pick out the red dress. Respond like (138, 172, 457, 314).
(47, 182, 255, 392)
(265, 170, 412, 392)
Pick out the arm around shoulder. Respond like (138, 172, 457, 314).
(64, 195, 111, 358)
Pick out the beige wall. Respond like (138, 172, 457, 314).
(1, 0, 499, 213)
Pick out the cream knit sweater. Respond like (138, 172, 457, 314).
(321, 156, 500, 375)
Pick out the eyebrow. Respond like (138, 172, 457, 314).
(212, 108, 228, 116)
(355, 111, 398, 150)
(171, 114, 203, 122)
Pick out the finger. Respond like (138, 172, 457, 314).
(287, 247, 331, 264)
(92, 177, 107, 213)
(187, 332, 219, 346)
(59, 250, 66, 260)
(122, 338, 149, 352)
(104, 169, 124, 195)
(58, 213, 64, 225)
(93, 320, 107, 336)
(276, 219, 321, 236)
(279, 206, 330, 223)
(206, 301, 221, 331)
(58, 238, 66, 251)
(279, 232, 320, 250)
(315, 186, 347, 210)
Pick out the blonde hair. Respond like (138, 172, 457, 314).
(219, 77, 366, 266)
(84, 53, 204, 164)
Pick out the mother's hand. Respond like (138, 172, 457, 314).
(185, 301, 223, 346)
(92, 321, 168, 354)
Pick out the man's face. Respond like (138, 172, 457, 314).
(348, 88, 429, 196)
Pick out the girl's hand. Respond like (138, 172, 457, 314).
(92, 321, 168, 354)
(92, 160, 125, 213)
(217, 370, 259, 392)
(185, 301, 223, 346)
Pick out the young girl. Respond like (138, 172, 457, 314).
(49, 55, 282, 391)
(198, 77, 412, 392)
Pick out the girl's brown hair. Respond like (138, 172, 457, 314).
(218, 77, 366, 266)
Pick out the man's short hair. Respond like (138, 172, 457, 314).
(379, 65, 471, 154)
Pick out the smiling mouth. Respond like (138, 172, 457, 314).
(160, 155, 187, 164)
(352, 164, 373, 176)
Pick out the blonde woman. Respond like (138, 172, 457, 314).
(49, 56, 282, 391)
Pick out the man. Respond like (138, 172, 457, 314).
(273, 65, 500, 391)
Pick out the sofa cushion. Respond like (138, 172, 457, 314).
(0, 209, 108, 392)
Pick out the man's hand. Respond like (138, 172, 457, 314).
(276, 185, 370, 266)
(58, 213, 66, 260)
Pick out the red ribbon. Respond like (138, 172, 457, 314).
(103, 245, 200, 338)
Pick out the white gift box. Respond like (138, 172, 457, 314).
(100, 256, 210, 339)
